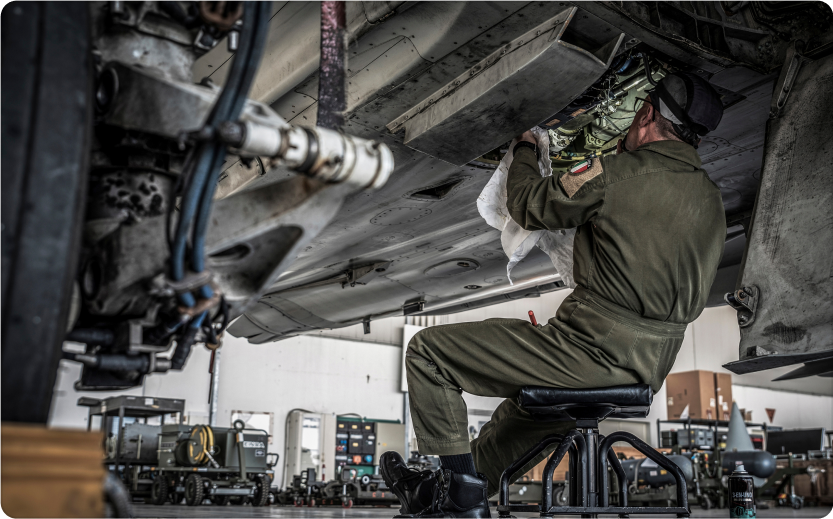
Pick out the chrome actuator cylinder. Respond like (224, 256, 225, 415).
(219, 120, 393, 190)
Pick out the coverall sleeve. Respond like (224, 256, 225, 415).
(506, 147, 606, 231)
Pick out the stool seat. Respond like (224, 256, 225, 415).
(518, 384, 652, 422)
(499, 383, 689, 517)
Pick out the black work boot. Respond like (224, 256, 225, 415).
(380, 451, 439, 514)
(380, 451, 491, 518)
(429, 470, 491, 518)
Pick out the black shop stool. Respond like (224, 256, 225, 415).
(497, 384, 689, 518)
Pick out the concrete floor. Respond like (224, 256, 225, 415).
(133, 503, 832, 518)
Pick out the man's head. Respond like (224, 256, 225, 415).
(621, 72, 724, 151)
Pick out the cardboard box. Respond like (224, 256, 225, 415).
(525, 446, 668, 481)
(1, 424, 105, 518)
(528, 452, 568, 481)
(714, 372, 733, 421)
(665, 370, 718, 420)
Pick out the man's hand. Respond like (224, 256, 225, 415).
(516, 130, 536, 145)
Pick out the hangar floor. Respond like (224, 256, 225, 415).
(133, 504, 832, 518)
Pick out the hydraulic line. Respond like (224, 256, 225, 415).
(167, 2, 270, 363)
(188, 1, 270, 300)
(170, 323, 198, 370)
(641, 53, 659, 86)
(191, 0, 269, 298)
(171, 142, 218, 307)
(188, 1, 270, 333)
(172, 2, 267, 286)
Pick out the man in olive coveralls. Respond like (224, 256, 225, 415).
(381, 72, 727, 518)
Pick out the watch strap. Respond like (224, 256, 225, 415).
(513, 140, 537, 157)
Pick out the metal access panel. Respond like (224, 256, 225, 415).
(157, 424, 192, 466)
(724, 47, 833, 377)
(387, 6, 624, 166)
(374, 422, 406, 461)
(219, 428, 270, 471)
(115, 423, 162, 464)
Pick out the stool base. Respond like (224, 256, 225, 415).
(497, 504, 690, 517)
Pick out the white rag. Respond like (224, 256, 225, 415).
(476, 127, 576, 287)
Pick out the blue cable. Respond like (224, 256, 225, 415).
(616, 57, 633, 74)
(171, 144, 215, 281)
(165, 4, 269, 371)
(190, 147, 226, 301)
(186, 2, 270, 307)
(171, 144, 216, 308)
(169, 2, 270, 330)
(190, 311, 206, 329)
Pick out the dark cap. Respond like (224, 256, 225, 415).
(647, 72, 724, 142)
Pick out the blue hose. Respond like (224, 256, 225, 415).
(189, 147, 226, 301)
(616, 57, 633, 74)
(191, 311, 206, 329)
(184, 1, 271, 305)
(171, 143, 217, 307)
(167, 2, 271, 339)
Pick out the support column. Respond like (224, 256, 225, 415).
(209, 349, 221, 427)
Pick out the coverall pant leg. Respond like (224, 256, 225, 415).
(405, 317, 645, 495)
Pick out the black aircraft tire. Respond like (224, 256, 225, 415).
(103, 472, 133, 518)
(151, 476, 169, 505)
(0, 0, 92, 423)
(251, 474, 270, 507)
(184, 474, 204, 506)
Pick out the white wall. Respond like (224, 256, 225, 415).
(216, 334, 404, 487)
(429, 299, 833, 444)
(50, 334, 405, 487)
(49, 288, 833, 484)
(668, 304, 833, 396)
(311, 289, 833, 394)
(49, 343, 214, 429)
(307, 287, 574, 346)
(730, 385, 833, 433)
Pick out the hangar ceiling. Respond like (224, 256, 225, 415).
(196, 2, 791, 343)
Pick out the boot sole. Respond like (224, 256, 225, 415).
(379, 454, 409, 514)
(394, 508, 491, 518)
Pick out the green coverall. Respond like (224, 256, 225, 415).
(405, 140, 726, 494)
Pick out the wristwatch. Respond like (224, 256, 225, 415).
(513, 140, 537, 157)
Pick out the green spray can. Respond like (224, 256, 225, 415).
(729, 464, 755, 518)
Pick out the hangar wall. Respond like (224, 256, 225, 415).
(49, 335, 408, 488)
(309, 288, 833, 396)
(49, 289, 833, 488)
